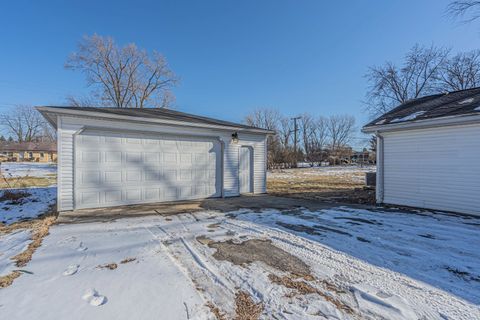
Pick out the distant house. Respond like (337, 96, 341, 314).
(0, 141, 57, 162)
(362, 87, 480, 216)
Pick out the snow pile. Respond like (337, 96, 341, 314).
(0, 230, 32, 276)
(458, 97, 474, 104)
(0, 187, 57, 224)
(0, 162, 57, 178)
(390, 111, 426, 123)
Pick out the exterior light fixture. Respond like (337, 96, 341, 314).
(231, 132, 239, 143)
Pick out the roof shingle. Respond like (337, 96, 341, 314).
(364, 87, 480, 128)
(42, 106, 269, 132)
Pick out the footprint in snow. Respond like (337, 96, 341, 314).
(82, 289, 107, 306)
(77, 242, 88, 252)
(63, 264, 79, 276)
(57, 236, 77, 245)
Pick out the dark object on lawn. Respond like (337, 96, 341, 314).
(0, 190, 31, 204)
(365, 172, 376, 186)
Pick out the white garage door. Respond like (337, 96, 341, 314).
(383, 124, 480, 215)
(75, 130, 221, 209)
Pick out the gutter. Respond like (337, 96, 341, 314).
(362, 113, 480, 133)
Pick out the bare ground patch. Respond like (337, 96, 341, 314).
(207, 238, 311, 278)
(203, 236, 355, 317)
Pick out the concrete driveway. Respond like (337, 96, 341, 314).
(56, 194, 347, 224)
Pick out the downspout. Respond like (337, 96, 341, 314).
(376, 132, 384, 204)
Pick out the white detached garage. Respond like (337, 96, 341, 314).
(37, 107, 273, 211)
(363, 87, 480, 216)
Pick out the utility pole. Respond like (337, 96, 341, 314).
(291, 116, 301, 166)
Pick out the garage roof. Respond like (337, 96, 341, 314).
(37, 106, 275, 134)
(363, 87, 480, 132)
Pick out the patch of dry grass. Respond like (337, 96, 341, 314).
(0, 175, 56, 189)
(268, 172, 375, 204)
(269, 274, 318, 295)
(0, 271, 21, 288)
(205, 291, 263, 320)
(234, 291, 263, 320)
(0, 209, 57, 288)
(97, 263, 118, 270)
(268, 274, 354, 314)
(268, 174, 362, 192)
(120, 257, 136, 264)
(206, 302, 227, 320)
(13, 216, 55, 268)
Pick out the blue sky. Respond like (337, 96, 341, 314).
(1, 0, 479, 145)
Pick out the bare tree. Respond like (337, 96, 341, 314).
(244, 107, 281, 155)
(447, 1, 480, 23)
(310, 116, 328, 161)
(278, 116, 292, 148)
(327, 115, 356, 153)
(244, 108, 281, 131)
(299, 113, 316, 160)
(438, 50, 480, 91)
(365, 44, 449, 117)
(0, 106, 47, 142)
(65, 34, 177, 108)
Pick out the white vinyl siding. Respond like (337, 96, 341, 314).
(56, 118, 82, 211)
(56, 116, 268, 211)
(383, 123, 480, 216)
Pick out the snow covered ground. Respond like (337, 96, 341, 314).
(0, 162, 57, 178)
(0, 216, 210, 319)
(1, 206, 478, 319)
(0, 187, 57, 224)
(268, 165, 376, 183)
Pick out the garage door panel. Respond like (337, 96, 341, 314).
(75, 131, 221, 209)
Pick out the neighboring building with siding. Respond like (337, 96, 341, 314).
(363, 87, 480, 216)
(0, 141, 57, 162)
(37, 106, 273, 211)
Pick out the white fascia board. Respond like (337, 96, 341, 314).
(362, 113, 480, 133)
(36, 107, 274, 135)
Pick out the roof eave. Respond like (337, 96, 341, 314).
(36, 107, 274, 134)
(362, 113, 480, 133)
